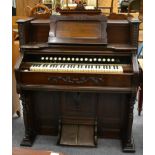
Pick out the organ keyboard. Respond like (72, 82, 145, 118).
(29, 63, 123, 74)
(15, 14, 139, 152)
(25, 56, 124, 73)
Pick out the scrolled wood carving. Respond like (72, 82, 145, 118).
(48, 76, 103, 85)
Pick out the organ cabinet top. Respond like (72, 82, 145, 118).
(15, 14, 139, 152)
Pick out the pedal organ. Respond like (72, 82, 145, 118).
(15, 15, 139, 152)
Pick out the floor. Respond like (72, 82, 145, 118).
(12, 103, 143, 155)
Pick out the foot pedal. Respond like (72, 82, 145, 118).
(58, 118, 97, 147)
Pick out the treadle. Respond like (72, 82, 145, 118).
(59, 124, 96, 147)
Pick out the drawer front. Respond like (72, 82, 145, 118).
(20, 72, 132, 87)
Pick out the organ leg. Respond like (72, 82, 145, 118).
(122, 93, 136, 152)
(20, 92, 36, 146)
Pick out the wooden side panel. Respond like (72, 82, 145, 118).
(31, 91, 60, 135)
(31, 25, 50, 42)
(107, 23, 130, 44)
(97, 93, 129, 138)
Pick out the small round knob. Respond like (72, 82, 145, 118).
(76, 58, 79, 61)
(58, 57, 61, 61)
(102, 58, 106, 62)
(41, 57, 44, 60)
(89, 58, 92, 62)
(67, 57, 70, 61)
(107, 58, 110, 62)
(45, 57, 48, 60)
(93, 58, 97, 62)
(54, 57, 57, 61)
(111, 58, 115, 62)
(49, 57, 53, 60)
(80, 58, 83, 61)
(72, 58, 75, 61)
(85, 58, 88, 61)
(98, 58, 101, 62)
(63, 57, 66, 61)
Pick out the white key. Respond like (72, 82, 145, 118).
(39, 64, 44, 71)
(55, 64, 61, 71)
(81, 65, 85, 72)
(46, 64, 51, 72)
(93, 65, 97, 72)
(30, 65, 34, 71)
(35, 65, 40, 71)
(110, 65, 115, 73)
(64, 64, 68, 71)
(100, 66, 105, 73)
(118, 66, 123, 73)
(112, 66, 116, 72)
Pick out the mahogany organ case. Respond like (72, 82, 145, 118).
(15, 14, 139, 152)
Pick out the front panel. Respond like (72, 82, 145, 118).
(28, 90, 129, 139)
